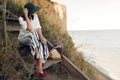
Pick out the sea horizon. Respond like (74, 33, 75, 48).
(68, 30, 120, 80)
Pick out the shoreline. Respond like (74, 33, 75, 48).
(68, 30, 120, 80)
(79, 50, 119, 80)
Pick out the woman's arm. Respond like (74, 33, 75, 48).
(23, 8, 32, 31)
(36, 28, 47, 44)
(34, 14, 47, 44)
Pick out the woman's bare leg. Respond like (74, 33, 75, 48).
(34, 47, 39, 70)
(38, 58, 45, 78)
(34, 47, 45, 78)
(38, 59, 43, 73)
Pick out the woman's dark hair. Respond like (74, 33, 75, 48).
(22, 14, 34, 20)
(29, 15, 34, 20)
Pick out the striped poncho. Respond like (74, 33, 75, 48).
(18, 29, 49, 63)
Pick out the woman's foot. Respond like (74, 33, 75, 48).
(39, 72, 45, 78)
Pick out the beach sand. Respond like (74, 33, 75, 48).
(78, 46, 120, 80)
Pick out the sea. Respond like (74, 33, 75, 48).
(68, 30, 120, 80)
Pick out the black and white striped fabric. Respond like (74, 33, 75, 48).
(18, 29, 49, 63)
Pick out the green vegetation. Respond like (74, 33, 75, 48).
(0, 0, 90, 79)
(39, 14, 74, 55)
(0, 0, 74, 79)
(0, 0, 23, 16)
(6, 0, 23, 16)
(0, 34, 24, 79)
(0, 0, 112, 80)
(1, 0, 74, 56)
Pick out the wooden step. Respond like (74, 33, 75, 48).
(6, 26, 20, 31)
(27, 59, 62, 80)
(62, 55, 89, 80)
(43, 59, 62, 70)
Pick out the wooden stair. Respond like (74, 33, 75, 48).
(0, 6, 19, 32)
(43, 59, 62, 70)
(0, 6, 89, 79)
(18, 42, 63, 79)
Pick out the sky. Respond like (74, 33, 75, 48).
(51, 0, 120, 31)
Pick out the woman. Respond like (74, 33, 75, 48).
(18, 2, 49, 78)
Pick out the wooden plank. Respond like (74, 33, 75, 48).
(43, 59, 62, 70)
(0, 7, 18, 20)
(6, 18, 18, 21)
(0, 26, 19, 32)
(28, 59, 62, 80)
(2, 0, 7, 47)
(6, 27, 20, 31)
(62, 55, 89, 80)
(0, 17, 18, 21)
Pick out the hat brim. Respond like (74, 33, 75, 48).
(29, 6, 40, 16)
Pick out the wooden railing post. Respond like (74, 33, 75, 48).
(2, 0, 7, 47)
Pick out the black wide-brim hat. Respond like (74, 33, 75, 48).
(24, 2, 40, 16)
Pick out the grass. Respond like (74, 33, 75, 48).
(6, 0, 23, 16)
(0, 0, 97, 80)
(0, 0, 74, 79)
(38, 13, 74, 55)
(0, 33, 24, 79)
(3, 0, 74, 55)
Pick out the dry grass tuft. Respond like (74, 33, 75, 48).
(38, 13, 74, 56)
(0, 0, 98, 79)
(0, 32, 26, 79)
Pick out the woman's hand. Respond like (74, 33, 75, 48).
(23, 8, 32, 31)
(23, 8, 28, 17)
(36, 28, 47, 45)
(41, 37, 47, 45)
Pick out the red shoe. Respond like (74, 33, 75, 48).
(39, 72, 45, 78)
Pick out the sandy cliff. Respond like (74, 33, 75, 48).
(38, 0, 66, 33)
(11, 0, 66, 33)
